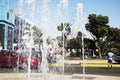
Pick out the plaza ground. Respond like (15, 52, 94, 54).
(0, 59, 120, 80)
(0, 73, 119, 80)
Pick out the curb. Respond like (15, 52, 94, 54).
(80, 64, 120, 68)
(80, 60, 120, 68)
(80, 61, 108, 65)
(47, 60, 120, 68)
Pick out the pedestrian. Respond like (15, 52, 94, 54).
(107, 50, 114, 68)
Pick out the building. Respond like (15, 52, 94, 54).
(0, 2, 38, 50)
(14, 15, 36, 51)
(0, 6, 15, 50)
(21, 18, 35, 50)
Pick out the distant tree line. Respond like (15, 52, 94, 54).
(65, 14, 120, 58)
(33, 14, 120, 59)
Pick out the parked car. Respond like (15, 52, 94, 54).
(114, 52, 120, 63)
(0, 49, 17, 68)
(0, 49, 41, 69)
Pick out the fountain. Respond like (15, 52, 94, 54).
(56, 0, 69, 78)
(40, 0, 50, 80)
(23, 0, 70, 79)
(0, 0, 86, 80)
(76, 3, 85, 80)
(16, 0, 68, 80)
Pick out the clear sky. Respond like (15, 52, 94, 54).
(1, 0, 120, 38)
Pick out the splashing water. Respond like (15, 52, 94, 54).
(26, 0, 34, 4)
(14, 0, 85, 80)
(56, 0, 68, 22)
(26, 0, 35, 79)
(61, 0, 68, 10)
(76, 3, 86, 80)
(40, 0, 50, 80)
(17, 0, 35, 79)
(56, 1, 69, 80)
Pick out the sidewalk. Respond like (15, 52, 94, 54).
(0, 60, 119, 80)
(0, 73, 119, 80)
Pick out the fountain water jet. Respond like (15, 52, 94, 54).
(40, 0, 50, 80)
(26, 0, 35, 79)
(14, 0, 85, 80)
(75, 3, 86, 80)
(16, 0, 23, 73)
(56, 1, 69, 78)
(17, 0, 36, 79)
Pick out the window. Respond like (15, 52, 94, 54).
(7, 27, 13, 50)
(7, 12, 9, 20)
(0, 24, 5, 49)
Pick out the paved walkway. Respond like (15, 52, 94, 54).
(0, 73, 119, 80)
(0, 60, 120, 80)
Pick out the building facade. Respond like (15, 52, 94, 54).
(14, 16, 36, 51)
(0, 5, 38, 50)
(0, 7, 15, 50)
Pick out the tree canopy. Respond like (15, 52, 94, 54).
(85, 14, 120, 58)
(85, 14, 110, 58)
(57, 22, 71, 48)
(86, 14, 110, 38)
(56, 14, 120, 58)
(107, 27, 120, 48)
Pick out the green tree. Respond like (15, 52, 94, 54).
(107, 27, 120, 48)
(57, 23, 71, 34)
(56, 36, 63, 47)
(66, 38, 81, 49)
(85, 14, 110, 58)
(84, 38, 96, 51)
(66, 31, 82, 50)
(57, 22, 71, 48)
(46, 36, 52, 45)
(32, 26, 43, 50)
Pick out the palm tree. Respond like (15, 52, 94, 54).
(57, 23, 71, 34)
(57, 22, 71, 48)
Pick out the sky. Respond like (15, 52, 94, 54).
(1, 0, 120, 38)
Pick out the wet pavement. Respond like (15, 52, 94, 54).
(0, 60, 120, 80)
(0, 73, 119, 80)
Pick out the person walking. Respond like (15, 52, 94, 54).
(107, 50, 114, 68)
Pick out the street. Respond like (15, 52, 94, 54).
(65, 64, 120, 76)
(0, 65, 120, 80)
(0, 63, 120, 77)
(0, 59, 120, 80)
